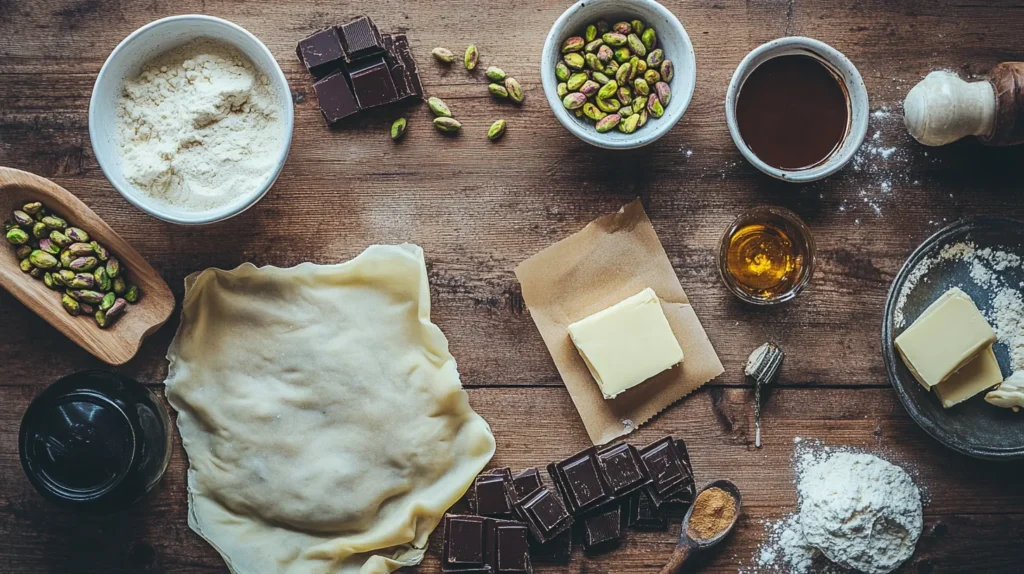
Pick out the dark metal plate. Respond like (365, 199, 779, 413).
(882, 217, 1024, 460)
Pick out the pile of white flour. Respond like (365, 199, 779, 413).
(749, 445, 923, 574)
(116, 40, 282, 212)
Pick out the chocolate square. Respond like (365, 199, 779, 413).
(509, 468, 543, 503)
(493, 521, 531, 573)
(348, 55, 399, 109)
(388, 33, 423, 99)
(312, 70, 359, 125)
(516, 487, 572, 544)
(596, 443, 651, 498)
(582, 505, 623, 551)
(339, 16, 385, 61)
(626, 490, 668, 530)
(529, 528, 572, 564)
(548, 447, 612, 515)
(475, 469, 513, 517)
(639, 436, 694, 506)
(296, 27, 347, 79)
(443, 515, 488, 569)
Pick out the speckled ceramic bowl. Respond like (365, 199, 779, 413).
(541, 0, 695, 150)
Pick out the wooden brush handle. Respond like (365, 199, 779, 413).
(983, 62, 1024, 146)
(659, 541, 695, 574)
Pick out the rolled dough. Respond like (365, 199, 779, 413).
(164, 244, 495, 574)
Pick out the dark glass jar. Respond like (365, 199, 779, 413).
(19, 370, 172, 510)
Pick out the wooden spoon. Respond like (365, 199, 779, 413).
(659, 480, 742, 574)
(0, 167, 174, 365)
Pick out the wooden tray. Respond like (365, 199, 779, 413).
(0, 167, 174, 365)
(882, 217, 1024, 460)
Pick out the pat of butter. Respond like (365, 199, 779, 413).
(567, 288, 684, 399)
(933, 345, 1003, 409)
(895, 287, 996, 390)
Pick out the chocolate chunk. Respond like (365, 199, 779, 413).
(596, 443, 651, 498)
(388, 33, 423, 99)
(442, 515, 488, 571)
(490, 519, 532, 573)
(339, 16, 385, 61)
(509, 468, 543, 503)
(548, 447, 612, 515)
(529, 528, 572, 564)
(475, 469, 514, 517)
(639, 436, 695, 507)
(296, 27, 347, 79)
(516, 486, 572, 544)
(347, 55, 399, 109)
(626, 490, 668, 530)
(582, 505, 623, 551)
(312, 71, 359, 125)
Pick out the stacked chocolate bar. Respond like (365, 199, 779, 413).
(440, 435, 696, 573)
(296, 16, 423, 125)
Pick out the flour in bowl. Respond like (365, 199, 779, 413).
(116, 39, 283, 213)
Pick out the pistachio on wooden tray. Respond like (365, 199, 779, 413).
(557, 18, 672, 134)
(5, 201, 141, 328)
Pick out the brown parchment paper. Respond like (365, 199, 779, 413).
(515, 200, 724, 445)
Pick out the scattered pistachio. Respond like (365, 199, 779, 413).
(67, 273, 95, 289)
(619, 112, 641, 134)
(80, 303, 95, 315)
(95, 266, 111, 292)
(597, 20, 610, 34)
(433, 117, 462, 133)
(428, 97, 452, 118)
(69, 256, 98, 272)
(489, 83, 509, 98)
(19, 258, 32, 273)
(628, 56, 640, 81)
(41, 215, 66, 230)
(615, 62, 631, 86)
(106, 298, 128, 319)
(505, 78, 524, 103)
(464, 45, 479, 70)
(638, 108, 649, 127)
(605, 60, 620, 75)
(487, 119, 507, 141)
(390, 118, 408, 141)
(620, 104, 635, 118)
(43, 272, 57, 290)
(112, 276, 126, 296)
(60, 250, 74, 268)
(38, 238, 60, 256)
(633, 95, 647, 113)
(91, 241, 109, 261)
(485, 66, 506, 82)
(29, 267, 44, 279)
(617, 87, 633, 106)
(15, 245, 32, 259)
(69, 289, 105, 304)
(94, 310, 109, 328)
(432, 47, 455, 63)
(635, 59, 648, 75)
(567, 72, 588, 91)
(67, 242, 93, 257)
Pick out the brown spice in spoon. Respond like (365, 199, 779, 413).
(686, 487, 737, 541)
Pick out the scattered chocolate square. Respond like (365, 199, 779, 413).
(296, 27, 347, 79)
(475, 468, 514, 517)
(626, 490, 668, 530)
(582, 505, 623, 551)
(339, 16, 385, 61)
(312, 71, 359, 125)
(297, 16, 422, 126)
(548, 447, 612, 515)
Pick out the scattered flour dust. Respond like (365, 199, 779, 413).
(892, 241, 1024, 372)
(116, 39, 284, 213)
(745, 444, 923, 574)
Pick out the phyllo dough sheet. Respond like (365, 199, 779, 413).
(164, 244, 495, 574)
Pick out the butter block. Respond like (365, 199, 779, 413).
(895, 287, 996, 390)
(933, 345, 1004, 409)
(567, 288, 684, 399)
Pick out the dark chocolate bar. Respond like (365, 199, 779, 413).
(312, 71, 359, 125)
(442, 514, 490, 572)
(529, 528, 572, 564)
(509, 468, 543, 503)
(548, 447, 612, 515)
(347, 55, 399, 109)
(339, 16, 385, 61)
(516, 486, 572, 544)
(596, 443, 651, 499)
(582, 505, 623, 551)
(296, 27, 347, 79)
(475, 469, 514, 517)
(639, 436, 695, 507)
(626, 490, 668, 530)
(489, 519, 532, 573)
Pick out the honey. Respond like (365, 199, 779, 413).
(718, 206, 815, 304)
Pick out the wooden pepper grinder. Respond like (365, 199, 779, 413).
(903, 63, 1024, 146)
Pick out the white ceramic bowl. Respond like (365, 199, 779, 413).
(725, 37, 868, 183)
(541, 0, 695, 150)
(89, 15, 293, 225)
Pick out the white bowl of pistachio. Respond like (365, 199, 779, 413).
(542, 0, 695, 150)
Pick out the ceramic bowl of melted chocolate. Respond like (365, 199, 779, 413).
(726, 37, 868, 182)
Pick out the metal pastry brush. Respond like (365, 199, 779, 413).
(745, 342, 784, 448)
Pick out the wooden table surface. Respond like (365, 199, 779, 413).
(3, 0, 1024, 572)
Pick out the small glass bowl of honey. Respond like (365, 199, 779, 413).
(718, 206, 816, 305)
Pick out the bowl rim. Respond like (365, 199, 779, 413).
(88, 14, 294, 226)
(724, 36, 869, 183)
(541, 0, 696, 150)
